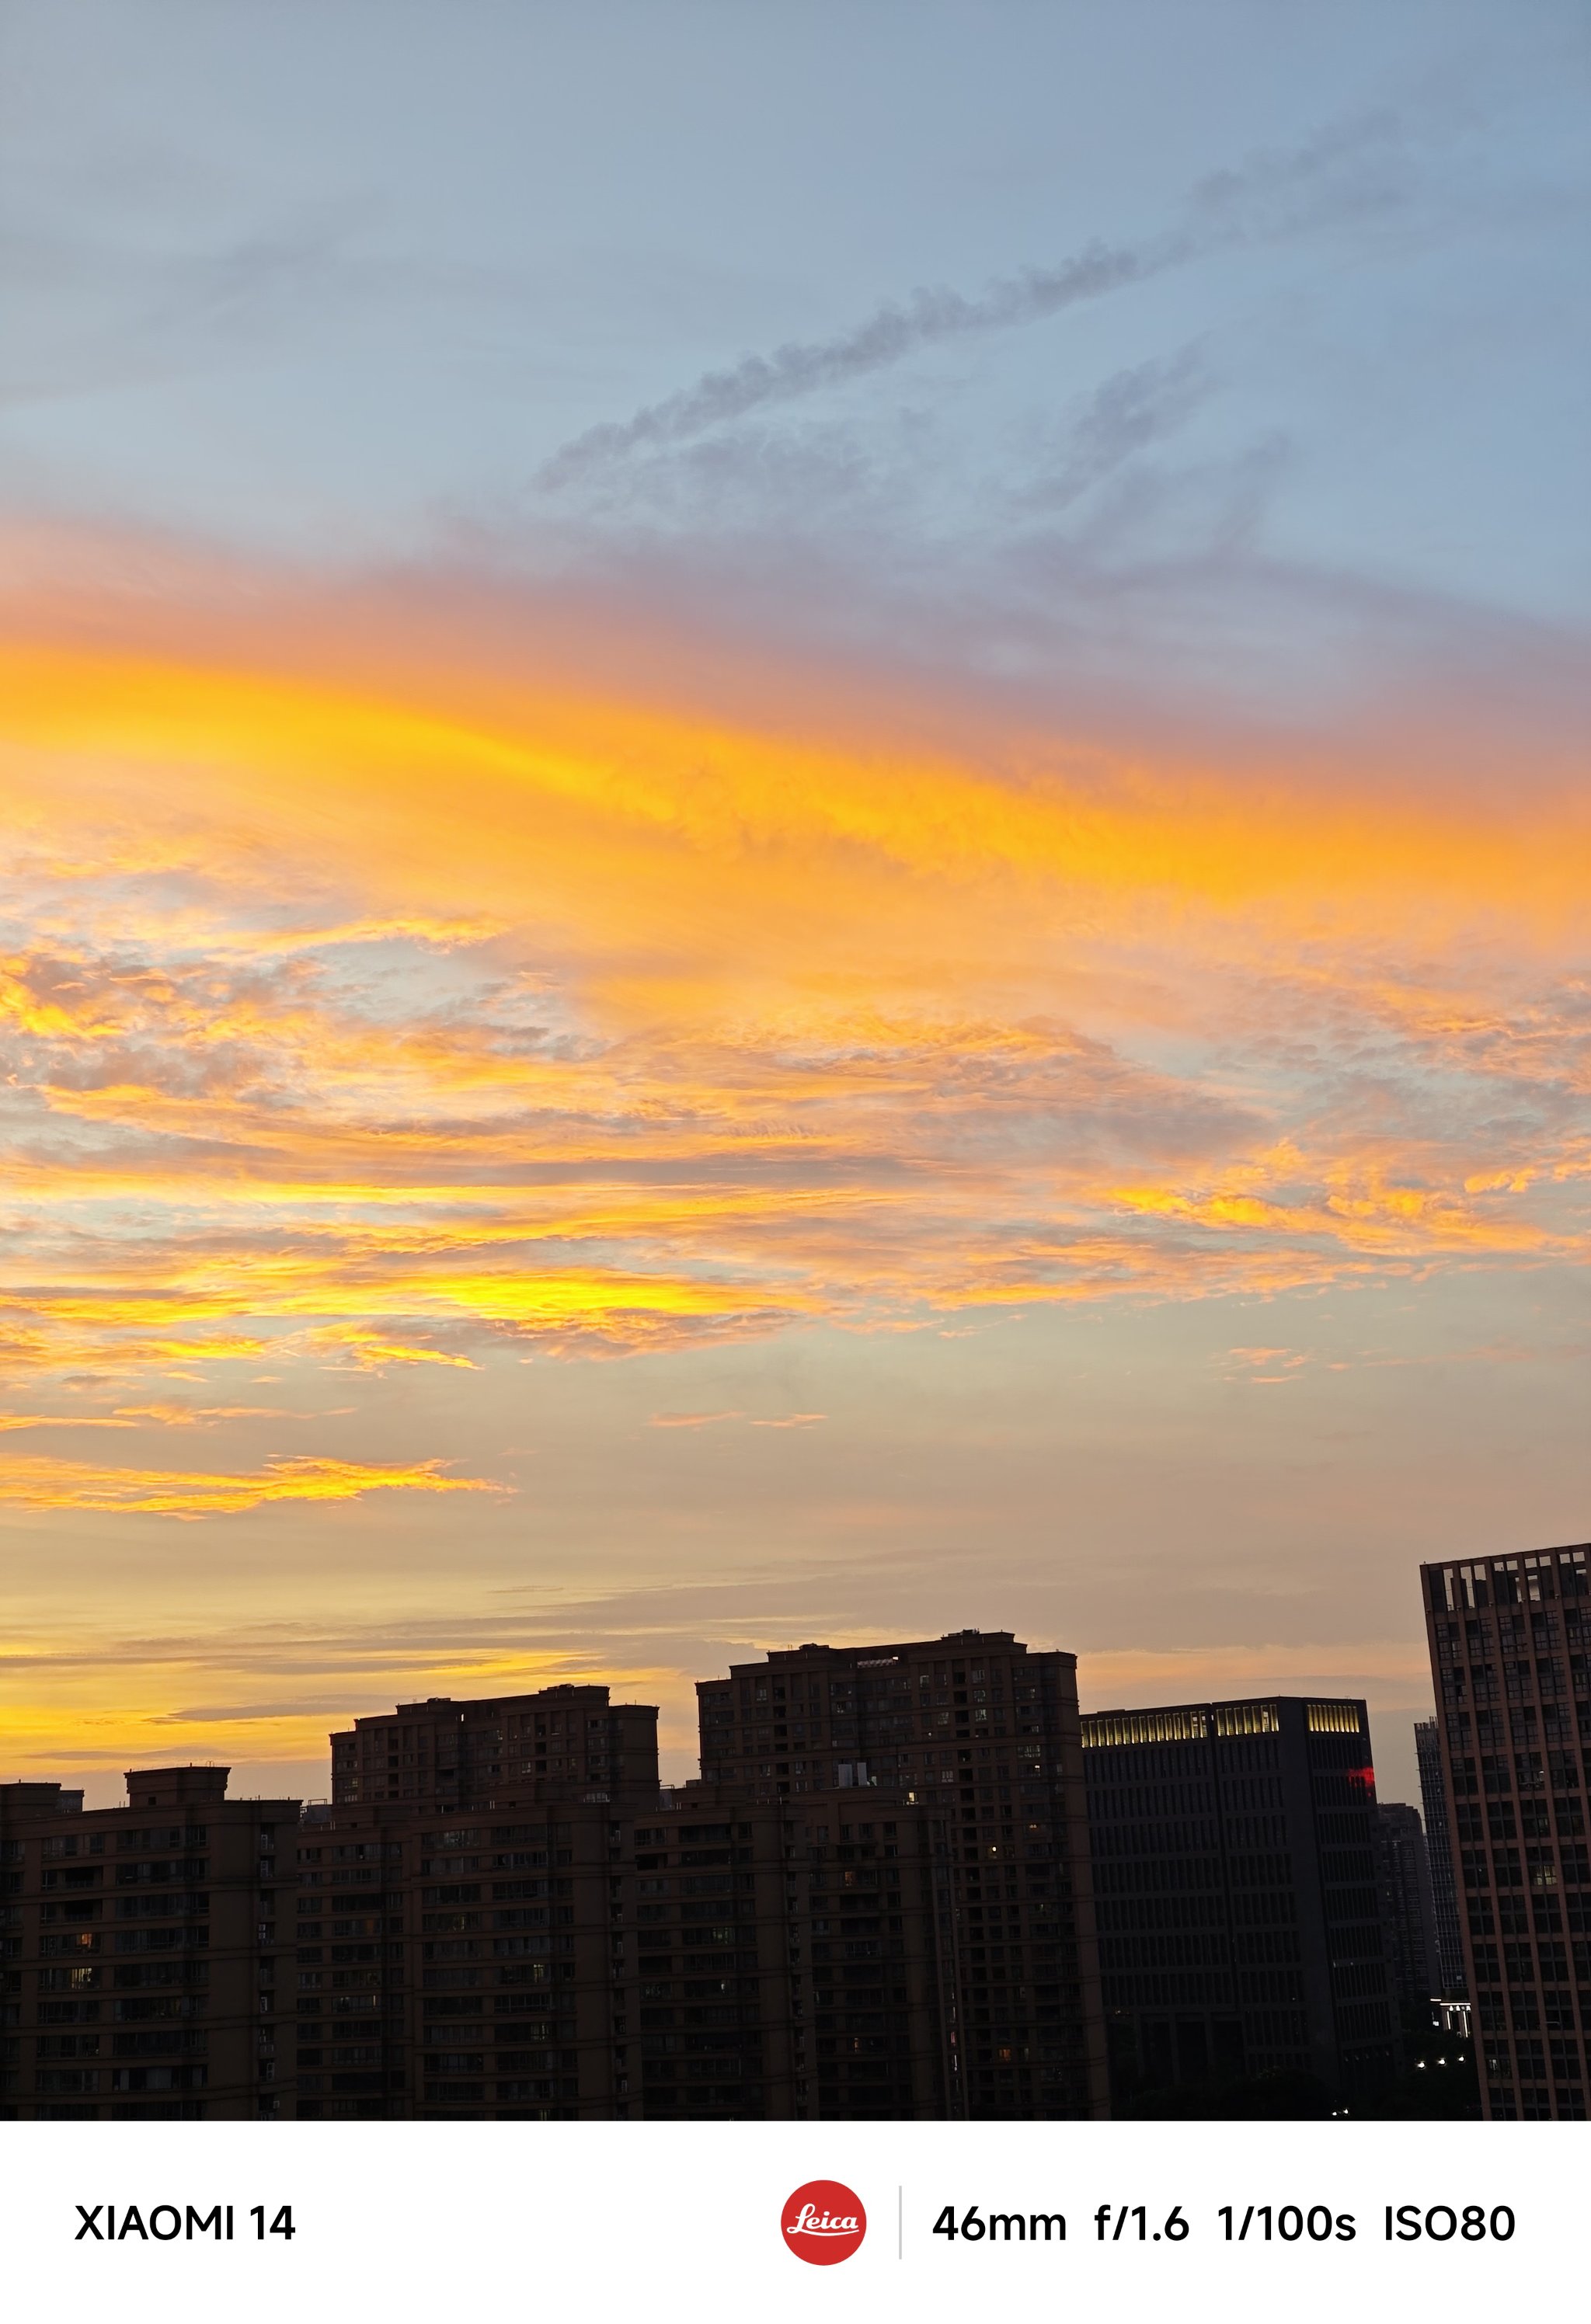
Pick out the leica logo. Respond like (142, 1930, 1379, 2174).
(782, 2180, 867, 2266)
(789, 2204, 858, 2239)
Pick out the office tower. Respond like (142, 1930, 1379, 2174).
(329, 1684, 659, 1807)
(695, 1630, 1110, 2120)
(1422, 1543, 1591, 2120)
(1081, 1696, 1401, 2110)
(1376, 1802, 1441, 2016)
(2, 1768, 296, 2121)
(1415, 1717, 1467, 1997)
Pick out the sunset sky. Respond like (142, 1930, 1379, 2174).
(2, 2, 1586, 1807)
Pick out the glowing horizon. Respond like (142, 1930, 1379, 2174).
(2, 545, 1583, 1797)
(2, 6, 1585, 1810)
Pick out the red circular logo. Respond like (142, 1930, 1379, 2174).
(782, 2180, 867, 2265)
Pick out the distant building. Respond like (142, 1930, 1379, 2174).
(329, 1685, 659, 1809)
(1, 1767, 294, 2120)
(1414, 1717, 1467, 1995)
(1081, 1696, 1401, 2110)
(695, 1631, 1109, 2120)
(1376, 1802, 1441, 2016)
(1422, 1543, 1591, 2120)
(297, 1784, 824, 2121)
(4, 1633, 1109, 2123)
(27, 1554, 1586, 2127)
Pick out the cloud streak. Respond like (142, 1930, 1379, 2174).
(538, 113, 1406, 486)
(0, 1451, 496, 1519)
(0, 568, 1585, 1418)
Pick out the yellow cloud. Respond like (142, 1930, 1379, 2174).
(0, 1452, 499, 1519)
(0, 555, 1584, 1425)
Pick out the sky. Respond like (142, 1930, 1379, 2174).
(1, 0, 1587, 1809)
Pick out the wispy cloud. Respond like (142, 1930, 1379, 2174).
(0, 567, 1584, 1434)
(0, 1451, 498, 1519)
(538, 113, 1408, 486)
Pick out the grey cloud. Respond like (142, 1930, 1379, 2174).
(538, 112, 1408, 488)
(1016, 349, 1214, 513)
(539, 244, 1160, 489)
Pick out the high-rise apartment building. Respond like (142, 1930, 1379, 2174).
(329, 1684, 658, 1807)
(2, 1767, 294, 2121)
(1376, 1802, 1441, 2018)
(1081, 1696, 1401, 2109)
(625, 1789, 950, 2120)
(9, 1647, 1095, 2125)
(294, 1790, 649, 2120)
(1422, 1543, 1591, 2120)
(1415, 1717, 1467, 1997)
(295, 1781, 951, 2123)
(695, 1630, 1109, 2119)
(26, 1567, 1580, 2126)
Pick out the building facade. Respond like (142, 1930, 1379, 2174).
(4, 1639, 1106, 2124)
(329, 1684, 659, 1809)
(1081, 1696, 1401, 2109)
(294, 1778, 959, 2121)
(2, 1767, 294, 2121)
(293, 1781, 956, 2123)
(1415, 1716, 1467, 1998)
(1376, 1802, 1441, 2019)
(625, 1788, 951, 2121)
(26, 1563, 1585, 2126)
(695, 1630, 1109, 2120)
(1422, 1542, 1591, 2120)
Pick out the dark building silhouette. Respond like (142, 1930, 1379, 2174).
(28, 1553, 1589, 2127)
(1081, 1696, 1401, 2110)
(2, 1768, 296, 2120)
(1415, 1717, 1467, 1998)
(1422, 1543, 1591, 2120)
(695, 1630, 1109, 2120)
(5, 1637, 1108, 2123)
(1376, 1802, 1441, 2017)
(621, 1789, 953, 2121)
(329, 1686, 659, 1809)
(295, 1783, 829, 2120)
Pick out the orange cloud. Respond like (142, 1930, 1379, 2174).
(0, 539, 1584, 1437)
(0, 1452, 498, 1520)
(3, 634, 1589, 986)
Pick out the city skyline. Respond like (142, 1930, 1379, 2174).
(7, 1661, 1433, 1801)
(5, 1636, 1427, 2120)
(13, 1599, 1443, 1811)
(2, 5, 1587, 1816)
